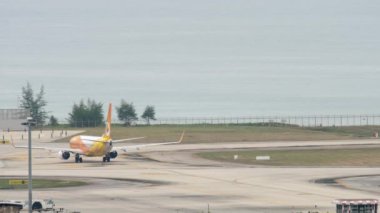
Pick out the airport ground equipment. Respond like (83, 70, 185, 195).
(334, 199, 378, 213)
(0, 200, 25, 212)
(24, 199, 55, 212)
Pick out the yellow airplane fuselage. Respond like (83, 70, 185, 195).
(69, 135, 112, 157)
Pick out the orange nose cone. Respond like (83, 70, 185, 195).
(69, 136, 82, 149)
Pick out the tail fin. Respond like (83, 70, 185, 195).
(104, 103, 112, 137)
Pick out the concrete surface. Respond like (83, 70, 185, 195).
(0, 131, 379, 212)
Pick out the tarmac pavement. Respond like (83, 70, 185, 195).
(0, 131, 380, 212)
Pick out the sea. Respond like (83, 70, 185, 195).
(1, 0, 380, 121)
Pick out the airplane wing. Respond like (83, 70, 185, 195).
(112, 137, 145, 142)
(84, 136, 145, 143)
(114, 131, 185, 152)
(9, 136, 85, 155)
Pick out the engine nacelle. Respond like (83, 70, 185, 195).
(58, 150, 70, 160)
(109, 151, 118, 159)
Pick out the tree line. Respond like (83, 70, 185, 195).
(19, 82, 156, 127)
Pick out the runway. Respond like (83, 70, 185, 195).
(1, 132, 380, 212)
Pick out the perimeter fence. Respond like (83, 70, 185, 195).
(0, 109, 30, 131)
(62, 114, 380, 128)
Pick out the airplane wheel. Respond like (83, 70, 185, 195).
(107, 157, 110, 162)
(79, 157, 83, 163)
(32, 201, 42, 210)
(102, 157, 106, 162)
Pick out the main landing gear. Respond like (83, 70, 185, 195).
(75, 153, 83, 163)
(103, 154, 111, 162)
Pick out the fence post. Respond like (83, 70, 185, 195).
(376, 115, 377, 126)
(333, 116, 335, 127)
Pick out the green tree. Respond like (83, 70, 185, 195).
(67, 99, 104, 127)
(141, 105, 156, 125)
(49, 115, 59, 126)
(20, 82, 48, 126)
(116, 100, 137, 126)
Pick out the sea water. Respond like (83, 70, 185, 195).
(1, 0, 380, 120)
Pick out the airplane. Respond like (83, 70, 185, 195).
(11, 103, 185, 163)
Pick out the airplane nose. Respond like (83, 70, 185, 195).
(69, 136, 81, 146)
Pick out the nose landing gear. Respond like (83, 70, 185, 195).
(75, 153, 83, 163)
(103, 155, 111, 162)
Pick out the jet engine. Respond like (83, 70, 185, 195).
(109, 151, 118, 159)
(58, 150, 70, 160)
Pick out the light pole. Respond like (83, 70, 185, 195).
(22, 117, 35, 213)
